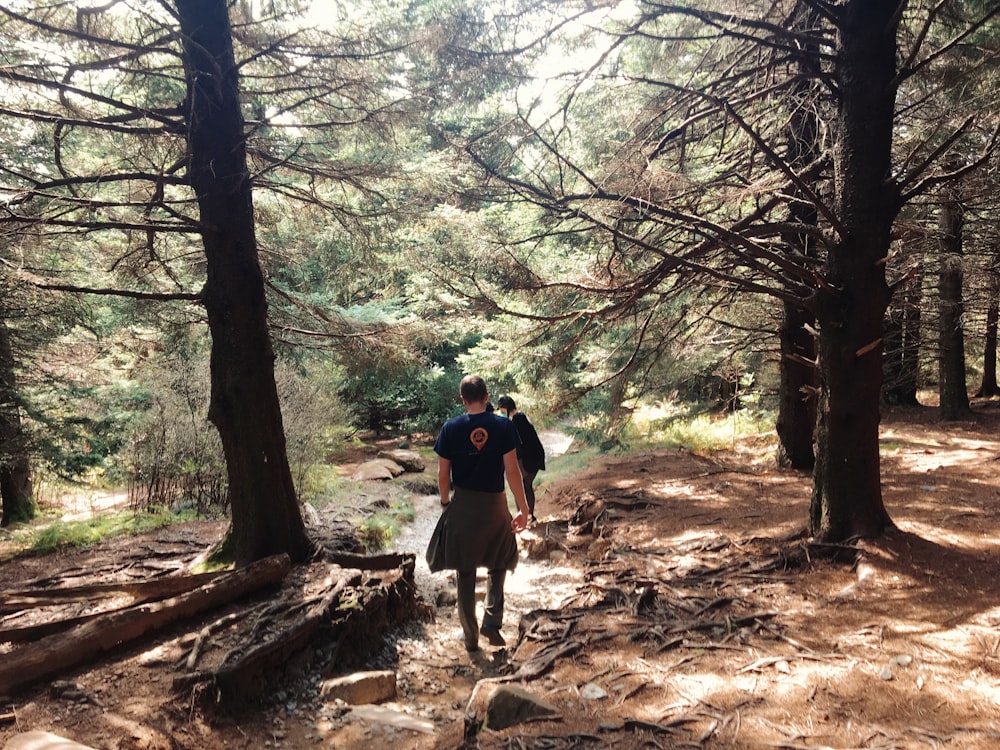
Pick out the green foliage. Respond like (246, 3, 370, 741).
(299, 463, 353, 506)
(356, 500, 416, 552)
(630, 404, 775, 454)
(334, 318, 479, 434)
(123, 348, 226, 513)
(30, 379, 151, 485)
(534, 446, 599, 490)
(19, 506, 196, 557)
(275, 360, 356, 496)
(123, 340, 355, 512)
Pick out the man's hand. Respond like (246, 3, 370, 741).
(511, 510, 528, 533)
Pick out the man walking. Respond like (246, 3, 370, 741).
(427, 375, 530, 652)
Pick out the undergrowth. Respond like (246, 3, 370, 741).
(357, 500, 416, 552)
(12, 506, 198, 557)
(629, 404, 776, 453)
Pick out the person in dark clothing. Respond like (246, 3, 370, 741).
(496, 395, 546, 524)
(427, 375, 530, 652)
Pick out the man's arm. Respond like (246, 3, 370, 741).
(503, 449, 529, 532)
(438, 457, 452, 506)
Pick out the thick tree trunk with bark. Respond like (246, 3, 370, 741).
(811, 1, 896, 542)
(975, 261, 1000, 397)
(937, 190, 970, 419)
(175, 0, 312, 566)
(0, 320, 33, 526)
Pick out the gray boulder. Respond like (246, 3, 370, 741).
(377, 449, 426, 473)
(351, 458, 404, 481)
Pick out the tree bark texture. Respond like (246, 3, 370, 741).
(776, 6, 820, 471)
(811, 0, 897, 542)
(975, 261, 1000, 397)
(937, 185, 970, 420)
(175, 0, 312, 566)
(0, 319, 34, 526)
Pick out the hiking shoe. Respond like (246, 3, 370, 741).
(481, 626, 506, 647)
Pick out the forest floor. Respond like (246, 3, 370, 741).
(3, 401, 1000, 749)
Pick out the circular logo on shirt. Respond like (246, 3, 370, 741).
(470, 427, 488, 451)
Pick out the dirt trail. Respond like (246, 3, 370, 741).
(317, 429, 585, 747)
(5, 408, 1000, 749)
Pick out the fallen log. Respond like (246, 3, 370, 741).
(0, 569, 224, 612)
(0, 611, 108, 644)
(0, 554, 291, 698)
(322, 550, 415, 572)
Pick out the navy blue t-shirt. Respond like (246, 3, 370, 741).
(434, 411, 518, 493)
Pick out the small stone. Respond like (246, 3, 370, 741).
(580, 683, 608, 700)
(348, 705, 435, 735)
(889, 654, 913, 667)
(480, 684, 560, 730)
(321, 670, 397, 705)
(879, 666, 893, 681)
(4, 732, 99, 750)
(435, 589, 457, 607)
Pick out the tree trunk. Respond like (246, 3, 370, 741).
(777, 301, 817, 470)
(775, 4, 820, 471)
(0, 319, 34, 527)
(883, 238, 923, 406)
(776, 5, 821, 471)
(975, 260, 1000, 397)
(811, 1, 896, 543)
(175, 0, 312, 566)
(937, 184, 970, 419)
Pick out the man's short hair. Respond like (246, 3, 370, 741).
(460, 375, 488, 404)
